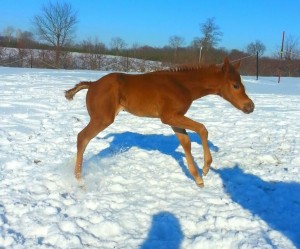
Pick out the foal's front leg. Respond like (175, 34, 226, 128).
(172, 127, 204, 187)
(162, 115, 213, 184)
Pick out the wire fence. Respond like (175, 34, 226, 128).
(231, 54, 257, 63)
(0, 48, 299, 76)
(214, 54, 257, 66)
(0, 49, 166, 72)
(0, 57, 59, 69)
(0, 57, 26, 66)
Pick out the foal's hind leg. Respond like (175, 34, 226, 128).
(75, 118, 114, 181)
(172, 127, 204, 187)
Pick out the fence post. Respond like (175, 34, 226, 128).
(126, 50, 129, 72)
(198, 46, 203, 65)
(278, 31, 285, 83)
(256, 51, 259, 80)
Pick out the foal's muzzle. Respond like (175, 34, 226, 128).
(242, 100, 255, 114)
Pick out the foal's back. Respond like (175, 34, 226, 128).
(88, 72, 193, 118)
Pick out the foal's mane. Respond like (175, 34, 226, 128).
(156, 63, 221, 74)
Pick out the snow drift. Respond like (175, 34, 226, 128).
(0, 67, 299, 248)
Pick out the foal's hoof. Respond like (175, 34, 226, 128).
(202, 166, 210, 176)
(77, 178, 86, 190)
(77, 178, 84, 185)
(75, 174, 84, 185)
(196, 182, 204, 188)
(195, 179, 204, 188)
(75, 172, 82, 181)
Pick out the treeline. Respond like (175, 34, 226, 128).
(1, 1, 299, 76)
(0, 32, 299, 76)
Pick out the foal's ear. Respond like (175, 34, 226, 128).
(222, 57, 230, 73)
(234, 60, 241, 71)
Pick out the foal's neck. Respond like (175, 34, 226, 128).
(182, 70, 222, 100)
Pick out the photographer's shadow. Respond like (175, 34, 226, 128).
(140, 211, 183, 249)
(214, 165, 300, 248)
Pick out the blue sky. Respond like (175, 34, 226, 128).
(1, 0, 299, 55)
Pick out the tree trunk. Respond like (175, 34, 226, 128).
(56, 38, 60, 68)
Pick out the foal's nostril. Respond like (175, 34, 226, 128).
(243, 101, 255, 114)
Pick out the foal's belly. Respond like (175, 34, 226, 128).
(120, 97, 161, 118)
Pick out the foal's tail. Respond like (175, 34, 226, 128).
(65, 81, 92, 101)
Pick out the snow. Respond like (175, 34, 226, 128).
(0, 66, 299, 249)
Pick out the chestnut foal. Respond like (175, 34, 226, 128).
(65, 57, 254, 187)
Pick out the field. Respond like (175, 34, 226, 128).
(0, 67, 299, 248)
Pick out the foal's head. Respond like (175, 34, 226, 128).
(219, 57, 254, 114)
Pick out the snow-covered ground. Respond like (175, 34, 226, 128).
(0, 67, 299, 249)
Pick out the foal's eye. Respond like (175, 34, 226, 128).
(233, 84, 240, 90)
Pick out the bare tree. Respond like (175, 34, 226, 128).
(200, 18, 223, 50)
(110, 37, 127, 55)
(16, 30, 35, 48)
(190, 37, 201, 50)
(79, 37, 106, 70)
(246, 40, 266, 56)
(198, 18, 223, 63)
(169, 35, 185, 62)
(33, 2, 78, 67)
(81, 37, 106, 54)
(131, 43, 141, 58)
(284, 35, 299, 60)
(3, 26, 15, 45)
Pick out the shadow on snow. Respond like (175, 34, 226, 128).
(86, 132, 216, 246)
(139, 211, 183, 249)
(89, 131, 219, 181)
(214, 165, 300, 248)
(87, 132, 300, 247)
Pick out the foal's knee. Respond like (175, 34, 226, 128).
(77, 131, 87, 150)
(77, 127, 94, 150)
(179, 135, 191, 151)
(197, 124, 208, 139)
